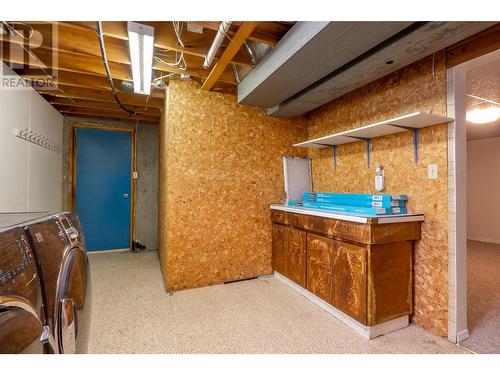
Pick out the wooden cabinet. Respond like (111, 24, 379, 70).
(286, 227, 307, 287)
(271, 224, 287, 276)
(330, 240, 367, 325)
(306, 234, 367, 324)
(367, 241, 413, 325)
(271, 224, 306, 288)
(271, 209, 420, 327)
(306, 233, 332, 302)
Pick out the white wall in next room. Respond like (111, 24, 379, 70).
(467, 136, 500, 244)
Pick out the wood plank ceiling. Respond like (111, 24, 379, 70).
(0, 21, 292, 124)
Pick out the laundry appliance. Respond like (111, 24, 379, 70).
(0, 211, 91, 354)
(0, 226, 56, 353)
(25, 212, 91, 354)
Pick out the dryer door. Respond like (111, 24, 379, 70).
(56, 247, 91, 354)
(0, 298, 54, 354)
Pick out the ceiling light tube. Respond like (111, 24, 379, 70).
(127, 22, 154, 95)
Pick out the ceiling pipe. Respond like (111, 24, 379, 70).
(203, 21, 232, 69)
(243, 41, 256, 66)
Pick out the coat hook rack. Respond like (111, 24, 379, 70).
(13, 128, 61, 153)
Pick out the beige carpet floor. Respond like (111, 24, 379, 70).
(461, 240, 500, 354)
(87, 250, 468, 354)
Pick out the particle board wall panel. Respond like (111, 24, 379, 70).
(307, 52, 449, 336)
(161, 79, 308, 291)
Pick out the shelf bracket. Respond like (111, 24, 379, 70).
(348, 136, 371, 167)
(388, 124, 420, 164)
(332, 145, 337, 169)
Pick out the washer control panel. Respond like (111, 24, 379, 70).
(0, 231, 33, 287)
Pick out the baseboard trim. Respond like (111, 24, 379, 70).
(274, 271, 409, 339)
(457, 329, 470, 343)
(87, 248, 130, 254)
(467, 236, 500, 245)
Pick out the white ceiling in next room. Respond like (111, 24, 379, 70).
(467, 55, 500, 141)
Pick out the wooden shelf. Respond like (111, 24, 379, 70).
(294, 112, 454, 165)
(294, 112, 453, 148)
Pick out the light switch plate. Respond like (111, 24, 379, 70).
(132, 171, 139, 179)
(428, 164, 438, 179)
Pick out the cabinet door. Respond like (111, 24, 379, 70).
(330, 241, 367, 324)
(367, 241, 412, 325)
(272, 224, 287, 275)
(285, 227, 307, 287)
(307, 233, 332, 302)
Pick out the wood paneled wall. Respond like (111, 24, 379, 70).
(307, 52, 449, 336)
(159, 80, 308, 291)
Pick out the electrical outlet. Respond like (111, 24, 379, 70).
(133, 171, 139, 179)
(428, 164, 438, 179)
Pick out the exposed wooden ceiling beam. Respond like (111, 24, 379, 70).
(201, 22, 258, 91)
(55, 106, 160, 124)
(55, 21, 253, 67)
(38, 84, 164, 109)
(45, 96, 161, 116)
(0, 40, 133, 80)
(20, 70, 165, 98)
(189, 21, 290, 46)
(0, 22, 129, 62)
(0, 39, 237, 85)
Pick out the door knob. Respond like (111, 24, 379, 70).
(123, 193, 129, 199)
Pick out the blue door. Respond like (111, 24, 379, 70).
(75, 128, 132, 251)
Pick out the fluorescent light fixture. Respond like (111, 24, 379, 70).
(127, 22, 154, 95)
(466, 106, 500, 124)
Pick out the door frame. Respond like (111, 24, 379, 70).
(447, 48, 500, 343)
(68, 123, 136, 251)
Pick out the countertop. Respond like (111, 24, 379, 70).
(270, 204, 424, 224)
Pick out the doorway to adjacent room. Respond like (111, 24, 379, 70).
(448, 48, 500, 353)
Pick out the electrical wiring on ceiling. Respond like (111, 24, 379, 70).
(95, 21, 137, 115)
(154, 50, 187, 70)
(171, 21, 185, 48)
(152, 21, 188, 87)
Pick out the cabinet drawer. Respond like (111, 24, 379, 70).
(305, 216, 371, 244)
(271, 211, 307, 230)
(271, 211, 286, 225)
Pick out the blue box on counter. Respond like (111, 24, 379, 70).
(288, 200, 408, 215)
(303, 192, 408, 208)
